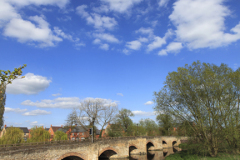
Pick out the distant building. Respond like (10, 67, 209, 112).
(0, 125, 30, 141)
(49, 125, 63, 141)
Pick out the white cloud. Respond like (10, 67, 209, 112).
(52, 93, 61, 97)
(126, 40, 141, 50)
(0, 0, 20, 27)
(144, 101, 154, 105)
(132, 110, 156, 116)
(30, 121, 38, 125)
(169, 0, 240, 49)
(136, 27, 153, 36)
(4, 16, 62, 47)
(5, 107, 27, 113)
(100, 43, 109, 50)
(138, 37, 148, 43)
(53, 27, 73, 41)
(158, 0, 170, 7)
(101, 0, 143, 13)
(6, 0, 69, 9)
(93, 33, 119, 43)
(159, 42, 183, 56)
(123, 49, 130, 55)
(117, 93, 123, 96)
(23, 109, 51, 116)
(6, 73, 51, 95)
(93, 39, 101, 44)
(76, 5, 117, 30)
(147, 29, 173, 52)
(21, 97, 118, 109)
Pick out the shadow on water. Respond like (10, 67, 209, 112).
(99, 147, 181, 160)
(62, 156, 83, 160)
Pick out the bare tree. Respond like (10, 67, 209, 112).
(68, 98, 118, 138)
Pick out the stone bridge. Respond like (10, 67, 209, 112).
(0, 136, 188, 160)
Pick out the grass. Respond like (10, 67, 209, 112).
(166, 150, 240, 160)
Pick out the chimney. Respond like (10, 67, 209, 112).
(4, 125, 6, 128)
(51, 124, 52, 127)
(75, 124, 77, 127)
(61, 125, 63, 128)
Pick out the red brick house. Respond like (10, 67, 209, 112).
(49, 125, 63, 141)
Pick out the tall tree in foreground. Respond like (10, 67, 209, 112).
(154, 61, 240, 156)
(156, 114, 174, 136)
(0, 65, 27, 130)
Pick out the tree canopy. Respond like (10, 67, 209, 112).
(154, 61, 240, 156)
(28, 126, 50, 142)
(53, 130, 68, 141)
(115, 108, 134, 134)
(0, 127, 24, 144)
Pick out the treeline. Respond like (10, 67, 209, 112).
(0, 126, 67, 145)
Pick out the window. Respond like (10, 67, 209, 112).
(72, 137, 75, 140)
(77, 133, 79, 135)
(72, 133, 74, 136)
(82, 132, 84, 136)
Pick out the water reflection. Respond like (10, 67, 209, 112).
(98, 147, 181, 160)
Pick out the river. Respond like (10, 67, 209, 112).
(99, 147, 182, 160)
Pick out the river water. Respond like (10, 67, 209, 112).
(99, 147, 181, 160)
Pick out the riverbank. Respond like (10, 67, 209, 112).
(165, 150, 240, 160)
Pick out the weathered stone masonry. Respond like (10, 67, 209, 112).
(0, 136, 188, 160)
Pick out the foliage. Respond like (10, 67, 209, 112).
(28, 126, 50, 142)
(106, 123, 123, 137)
(156, 114, 174, 136)
(0, 64, 27, 130)
(53, 130, 68, 141)
(0, 127, 24, 144)
(115, 108, 134, 134)
(154, 61, 240, 157)
(139, 118, 159, 136)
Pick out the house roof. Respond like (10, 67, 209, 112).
(5, 127, 29, 133)
(45, 128, 49, 131)
(51, 126, 62, 132)
(71, 126, 88, 133)
(57, 128, 69, 133)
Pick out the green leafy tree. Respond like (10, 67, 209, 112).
(115, 108, 134, 135)
(156, 114, 174, 136)
(53, 130, 68, 141)
(106, 123, 123, 137)
(0, 127, 24, 144)
(28, 126, 50, 142)
(139, 118, 159, 136)
(0, 64, 27, 130)
(154, 61, 240, 157)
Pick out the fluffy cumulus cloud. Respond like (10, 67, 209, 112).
(0, 0, 70, 47)
(76, 5, 117, 30)
(147, 29, 173, 52)
(144, 101, 154, 105)
(101, 0, 143, 13)
(158, 42, 183, 56)
(126, 40, 142, 50)
(132, 110, 156, 116)
(99, 43, 109, 50)
(21, 97, 118, 109)
(5, 107, 27, 113)
(4, 16, 62, 47)
(5, 0, 69, 8)
(6, 73, 51, 95)
(23, 109, 51, 116)
(93, 33, 119, 43)
(169, 0, 240, 49)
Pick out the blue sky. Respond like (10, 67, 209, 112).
(1, 0, 240, 129)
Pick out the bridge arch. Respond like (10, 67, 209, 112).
(57, 152, 85, 160)
(99, 147, 118, 159)
(146, 141, 155, 150)
(129, 144, 138, 154)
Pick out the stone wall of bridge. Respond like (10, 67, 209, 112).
(0, 136, 188, 160)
